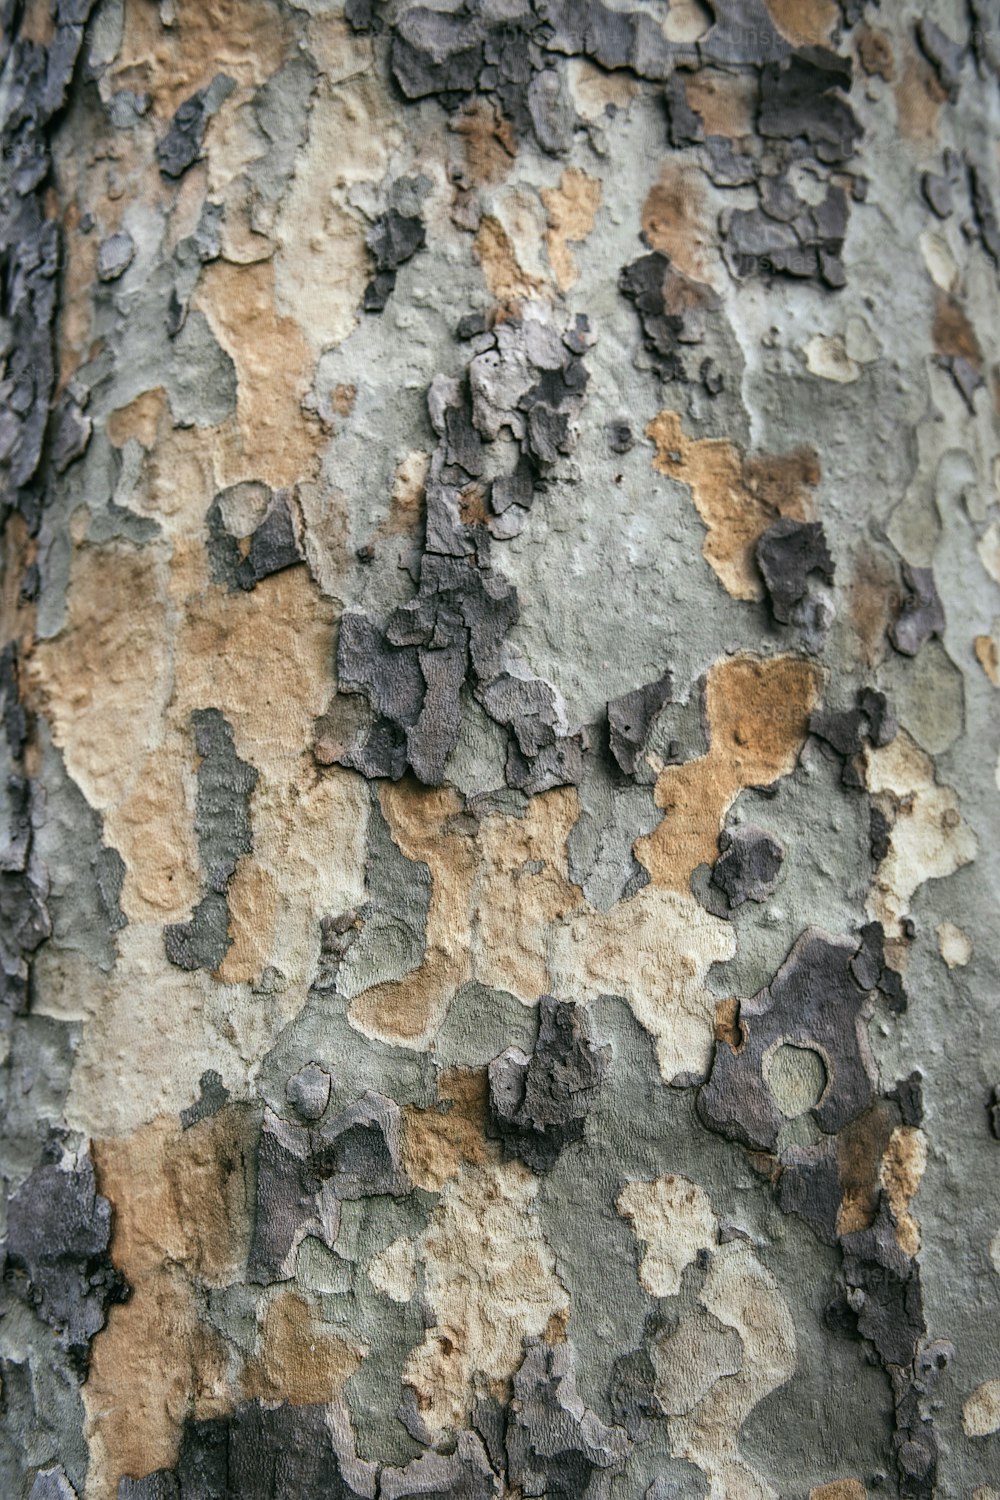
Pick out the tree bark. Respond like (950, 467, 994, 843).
(2, 1, 999, 1497)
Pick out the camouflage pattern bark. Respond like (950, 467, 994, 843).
(2, 1, 999, 1497)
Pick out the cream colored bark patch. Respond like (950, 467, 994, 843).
(863, 731, 977, 942)
(619, 1176, 796, 1497)
(551, 885, 735, 1082)
(274, 76, 400, 355)
(402, 1162, 568, 1436)
(368, 1237, 417, 1303)
(617, 1174, 719, 1297)
(936, 920, 973, 967)
(672, 1240, 797, 1498)
(963, 1378, 1000, 1437)
(978, 522, 1000, 587)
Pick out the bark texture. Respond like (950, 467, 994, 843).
(2, 1, 1000, 1497)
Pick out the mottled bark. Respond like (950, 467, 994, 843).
(2, 2, 999, 1498)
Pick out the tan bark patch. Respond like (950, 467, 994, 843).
(105, 751, 201, 922)
(763, 0, 839, 47)
(975, 633, 1000, 685)
(641, 163, 716, 284)
(934, 294, 982, 369)
(474, 214, 547, 310)
(684, 70, 758, 138)
(113, 0, 292, 118)
(541, 167, 601, 291)
(451, 101, 517, 186)
(349, 782, 475, 1045)
(403, 1068, 494, 1191)
(636, 655, 822, 892)
(647, 409, 818, 600)
(848, 545, 899, 668)
(857, 24, 894, 79)
(895, 47, 946, 145)
(86, 1109, 252, 1497)
(836, 1101, 897, 1237)
(810, 1484, 868, 1500)
(106, 389, 169, 451)
(241, 1291, 364, 1404)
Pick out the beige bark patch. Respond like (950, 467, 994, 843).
(617, 1174, 719, 1297)
(636, 655, 822, 892)
(920, 229, 959, 294)
(977, 522, 1000, 586)
(647, 409, 819, 600)
(763, 0, 839, 47)
(895, 47, 946, 145)
(474, 788, 582, 1000)
(241, 1291, 364, 1404)
(86, 1109, 251, 1497)
(619, 1179, 796, 1497)
(880, 1126, 927, 1259)
(565, 58, 639, 121)
(541, 168, 601, 291)
(551, 885, 735, 1082)
(805, 333, 861, 384)
(273, 75, 399, 354)
(28, 543, 173, 812)
(863, 731, 977, 942)
(673, 1239, 797, 1497)
(194, 258, 325, 488)
(641, 163, 717, 285)
(964, 1378, 1000, 1438)
(810, 1484, 868, 1500)
(402, 1162, 568, 1436)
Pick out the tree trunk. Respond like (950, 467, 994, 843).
(2, 1, 999, 1497)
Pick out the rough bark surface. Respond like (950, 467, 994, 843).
(1, 1, 999, 1497)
